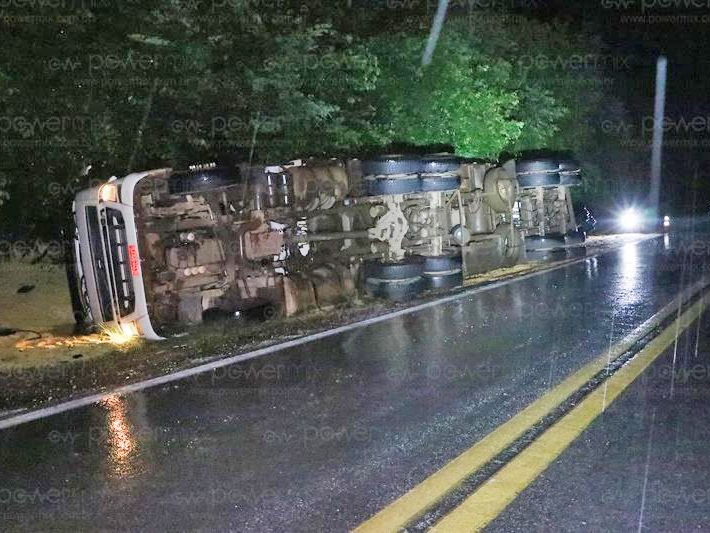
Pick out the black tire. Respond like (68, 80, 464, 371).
(517, 172, 561, 188)
(421, 253, 463, 290)
(169, 165, 239, 194)
(420, 154, 461, 174)
(361, 155, 423, 176)
(558, 159, 581, 172)
(525, 234, 566, 252)
(422, 253, 462, 273)
(516, 158, 559, 174)
(363, 255, 425, 280)
(423, 272, 464, 290)
(420, 175, 461, 192)
(365, 277, 425, 301)
(364, 175, 422, 196)
(495, 223, 524, 267)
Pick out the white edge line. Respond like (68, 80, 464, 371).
(0, 237, 662, 431)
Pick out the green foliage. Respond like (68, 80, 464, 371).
(238, 24, 380, 159)
(0, 4, 380, 235)
(367, 17, 619, 159)
(368, 30, 524, 157)
(0, 3, 625, 239)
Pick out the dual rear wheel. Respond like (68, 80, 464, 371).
(362, 154, 462, 196)
(363, 253, 463, 301)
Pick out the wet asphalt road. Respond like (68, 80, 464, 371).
(0, 232, 709, 532)
(487, 298, 710, 533)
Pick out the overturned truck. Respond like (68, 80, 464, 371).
(68, 154, 583, 339)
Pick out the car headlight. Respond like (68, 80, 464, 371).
(619, 208, 641, 232)
(99, 183, 118, 203)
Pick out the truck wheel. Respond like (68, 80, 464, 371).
(422, 254, 462, 272)
(517, 172, 560, 188)
(422, 253, 463, 290)
(363, 255, 425, 280)
(516, 158, 560, 189)
(420, 154, 461, 174)
(365, 278, 425, 301)
(484, 168, 517, 213)
(495, 223, 524, 267)
(361, 155, 424, 176)
(516, 158, 558, 174)
(420, 175, 461, 192)
(364, 175, 422, 196)
(364, 256, 425, 301)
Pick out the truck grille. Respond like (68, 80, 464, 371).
(101, 208, 136, 318)
(85, 206, 113, 321)
(85, 206, 136, 321)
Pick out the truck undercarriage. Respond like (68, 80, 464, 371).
(70, 154, 585, 337)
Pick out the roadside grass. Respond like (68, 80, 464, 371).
(0, 260, 119, 369)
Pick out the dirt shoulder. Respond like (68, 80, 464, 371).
(0, 233, 656, 417)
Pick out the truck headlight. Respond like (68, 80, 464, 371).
(99, 183, 118, 203)
(120, 321, 139, 338)
(102, 322, 139, 344)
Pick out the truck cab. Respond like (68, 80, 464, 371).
(70, 170, 169, 340)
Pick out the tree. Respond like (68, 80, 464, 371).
(365, 16, 619, 160)
(367, 29, 524, 157)
(0, 2, 628, 240)
(0, 1, 379, 237)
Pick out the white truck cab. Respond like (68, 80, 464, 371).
(70, 170, 170, 340)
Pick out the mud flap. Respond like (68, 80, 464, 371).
(283, 275, 317, 316)
(309, 264, 356, 306)
(178, 294, 204, 325)
(462, 238, 504, 277)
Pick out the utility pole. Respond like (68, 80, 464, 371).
(649, 56, 667, 218)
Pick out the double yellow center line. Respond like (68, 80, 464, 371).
(356, 286, 709, 532)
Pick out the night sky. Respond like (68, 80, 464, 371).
(532, 0, 710, 210)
